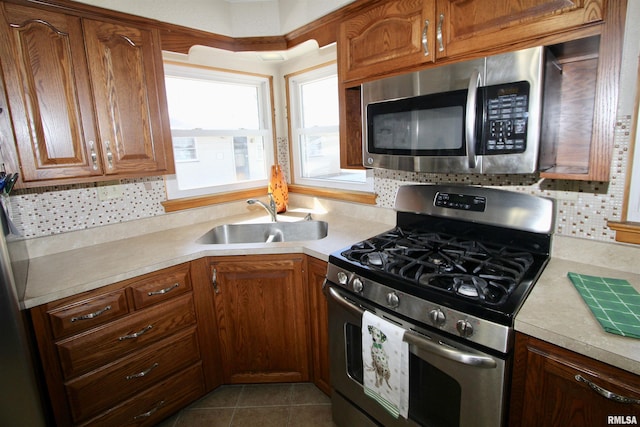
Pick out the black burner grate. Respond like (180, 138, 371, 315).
(341, 227, 534, 306)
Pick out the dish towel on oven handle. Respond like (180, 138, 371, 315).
(362, 310, 409, 419)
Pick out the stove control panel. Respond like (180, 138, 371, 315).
(435, 192, 486, 212)
(325, 263, 512, 353)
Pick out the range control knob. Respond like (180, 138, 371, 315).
(351, 277, 364, 293)
(386, 292, 400, 308)
(456, 320, 474, 337)
(337, 271, 348, 285)
(429, 309, 446, 327)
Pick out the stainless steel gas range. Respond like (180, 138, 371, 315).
(325, 184, 554, 427)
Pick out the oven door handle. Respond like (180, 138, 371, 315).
(404, 330, 497, 369)
(327, 286, 497, 369)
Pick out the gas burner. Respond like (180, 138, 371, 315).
(340, 226, 538, 308)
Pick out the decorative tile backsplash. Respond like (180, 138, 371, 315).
(5, 116, 634, 242)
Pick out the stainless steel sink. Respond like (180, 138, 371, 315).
(197, 220, 328, 244)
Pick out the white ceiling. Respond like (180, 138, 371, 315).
(75, 0, 355, 37)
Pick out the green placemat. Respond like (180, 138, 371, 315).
(567, 272, 640, 339)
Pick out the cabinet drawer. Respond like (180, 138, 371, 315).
(47, 289, 129, 339)
(65, 327, 200, 423)
(56, 294, 196, 379)
(78, 363, 205, 427)
(130, 263, 191, 310)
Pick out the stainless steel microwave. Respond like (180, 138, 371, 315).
(362, 46, 561, 174)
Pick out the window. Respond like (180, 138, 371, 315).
(163, 62, 274, 199)
(287, 63, 372, 191)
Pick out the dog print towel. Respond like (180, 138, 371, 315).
(362, 310, 409, 419)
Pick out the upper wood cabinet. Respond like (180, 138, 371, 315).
(339, 0, 604, 84)
(438, 0, 604, 60)
(339, 0, 435, 84)
(0, 1, 174, 186)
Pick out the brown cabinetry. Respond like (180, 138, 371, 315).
(209, 254, 310, 384)
(509, 333, 640, 427)
(339, 0, 603, 84)
(30, 263, 205, 426)
(0, 1, 174, 187)
(307, 256, 330, 395)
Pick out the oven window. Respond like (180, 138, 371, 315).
(409, 354, 461, 427)
(345, 323, 364, 383)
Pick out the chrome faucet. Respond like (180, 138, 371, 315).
(247, 193, 277, 222)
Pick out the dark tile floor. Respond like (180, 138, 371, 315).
(156, 383, 337, 427)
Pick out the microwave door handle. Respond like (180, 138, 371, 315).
(465, 70, 482, 169)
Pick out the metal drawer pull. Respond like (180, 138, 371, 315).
(437, 13, 444, 52)
(147, 283, 180, 296)
(118, 325, 153, 341)
(70, 305, 111, 322)
(575, 375, 640, 404)
(212, 268, 220, 294)
(422, 19, 429, 56)
(125, 362, 159, 380)
(133, 400, 165, 420)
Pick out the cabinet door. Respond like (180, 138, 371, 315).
(510, 334, 640, 427)
(339, 0, 436, 83)
(82, 19, 173, 176)
(437, 0, 604, 59)
(211, 255, 310, 383)
(0, 3, 102, 181)
(307, 256, 330, 395)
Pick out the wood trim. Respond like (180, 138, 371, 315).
(161, 188, 266, 212)
(287, 184, 376, 205)
(158, 0, 377, 55)
(162, 185, 376, 212)
(607, 221, 640, 244)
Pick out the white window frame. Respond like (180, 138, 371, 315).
(288, 63, 373, 192)
(164, 62, 275, 199)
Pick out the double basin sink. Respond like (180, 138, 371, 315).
(198, 219, 328, 244)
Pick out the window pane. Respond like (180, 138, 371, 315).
(301, 76, 338, 127)
(174, 136, 266, 191)
(173, 137, 197, 162)
(300, 133, 340, 178)
(165, 76, 260, 130)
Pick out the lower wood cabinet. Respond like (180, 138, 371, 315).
(509, 333, 640, 427)
(208, 254, 310, 384)
(307, 256, 331, 395)
(30, 254, 332, 425)
(30, 263, 206, 426)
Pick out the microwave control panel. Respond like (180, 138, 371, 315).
(480, 81, 530, 154)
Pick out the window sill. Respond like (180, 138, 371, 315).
(287, 184, 376, 205)
(161, 185, 377, 212)
(607, 221, 640, 244)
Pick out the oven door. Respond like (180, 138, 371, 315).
(326, 285, 508, 427)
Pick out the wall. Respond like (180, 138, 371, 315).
(5, 3, 640, 242)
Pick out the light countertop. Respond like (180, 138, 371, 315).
(17, 199, 640, 376)
(516, 236, 640, 375)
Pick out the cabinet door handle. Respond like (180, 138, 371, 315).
(212, 268, 220, 294)
(105, 140, 114, 169)
(126, 362, 159, 380)
(133, 400, 164, 420)
(89, 141, 99, 170)
(422, 19, 430, 56)
(575, 374, 640, 404)
(437, 13, 445, 52)
(118, 324, 153, 341)
(70, 305, 111, 322)
(147, 283, 179, 296)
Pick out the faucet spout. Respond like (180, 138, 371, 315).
(247, 193, 277, 222)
